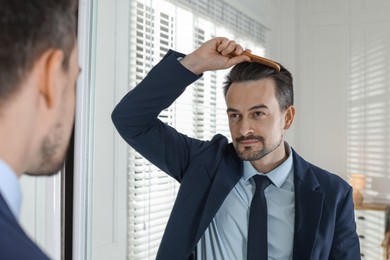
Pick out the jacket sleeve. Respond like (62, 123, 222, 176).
(329, 186, 361, 259)
(111, 50, 213, 182)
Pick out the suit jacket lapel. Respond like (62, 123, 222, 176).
(292, 150, 324, 259)
(195, 145, 242, 241)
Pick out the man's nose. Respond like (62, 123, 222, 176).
(239, 119, 254, 136)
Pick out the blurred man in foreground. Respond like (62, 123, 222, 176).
(0, 0, 79, 258)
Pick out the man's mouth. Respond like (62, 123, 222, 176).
(239, 139, 259, 145)
(236, 135, 264, 142)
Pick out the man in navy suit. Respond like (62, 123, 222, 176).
(112, 37, 360, 259)
(0, 0, 79, 259)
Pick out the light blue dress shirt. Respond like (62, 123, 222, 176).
(197, 143, 295, 260)
(0, 159, 21, 219)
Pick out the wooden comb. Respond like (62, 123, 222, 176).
(242, 51, 281, 72)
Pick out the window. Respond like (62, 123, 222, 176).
(128, 0, 268, 258)
(347, 23, 390, 201)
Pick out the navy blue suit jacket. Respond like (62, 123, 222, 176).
(0, 193, 49, 259)
(112, 50, 360, 260)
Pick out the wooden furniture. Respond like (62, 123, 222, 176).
(354, 203, 390, 260)
(382, 231, 390, 260)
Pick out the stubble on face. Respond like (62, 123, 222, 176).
(25, 121, 68, 176)
(234, 134, 283, 161)
(40, 121, 67, 175)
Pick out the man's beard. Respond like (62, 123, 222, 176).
(25, 122, 68, 176)
(234, 135, 283, 161)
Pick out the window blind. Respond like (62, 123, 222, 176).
(347, 25, 390, 201)
(128, 0, 268, 259)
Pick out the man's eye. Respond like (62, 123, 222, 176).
(253, 111, 266, 118)
(229, 114, 240, 120)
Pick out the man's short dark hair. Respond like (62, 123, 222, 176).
(223, 62, 294, 111)
(0, 0, 77, 104)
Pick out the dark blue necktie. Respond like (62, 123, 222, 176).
(247, 175, 271, 260)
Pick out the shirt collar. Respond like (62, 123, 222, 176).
(243, 142, 293, 188)
(0, 160, 21, 219)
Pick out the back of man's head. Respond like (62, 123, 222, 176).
(0, 0, 77, 106)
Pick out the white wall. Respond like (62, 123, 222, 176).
(72, 0, 129, 259)
(293, 0, 350, 178)
(292, 0, 390, 204)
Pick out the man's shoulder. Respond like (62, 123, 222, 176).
(193, 134, 232, 159)
(209, 134, 239, 158)
(187, 134, 239, 172)
(0, 212, 49, 259)
(0, 194, 49, 259)
(292, 149, 350, 190)
(309, 162, 349, 188)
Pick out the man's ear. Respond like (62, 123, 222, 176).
(283, 106, 296, 130)
(37, 49, 65, 108)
